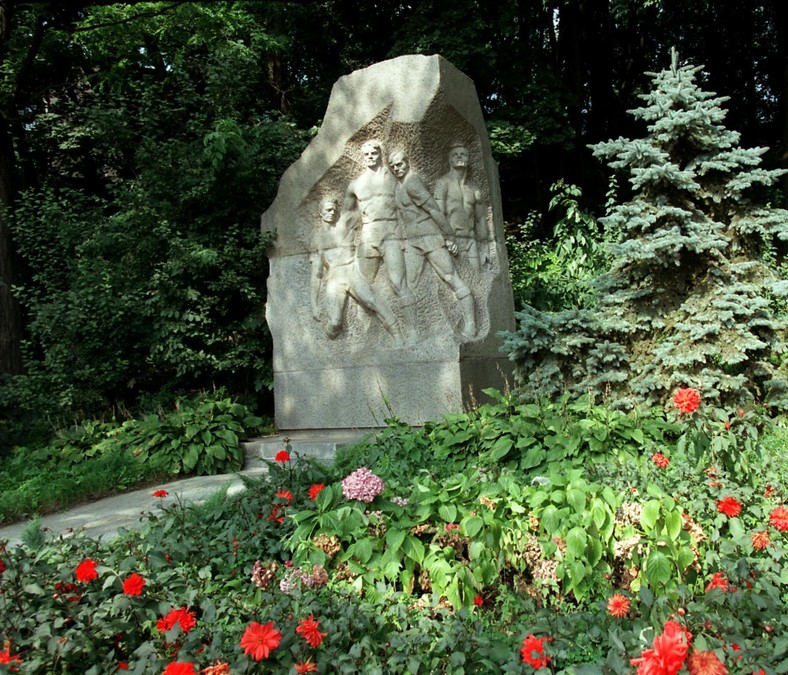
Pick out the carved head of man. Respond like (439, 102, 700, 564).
(361, 140, 383, 169)
(388, 150, 409, 179)
(319, 198, 338, 224)
(449, 144, 469, 169)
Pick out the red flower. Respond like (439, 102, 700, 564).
(308, 483, 325, 501)
(275, 489, 293, 503)
(445, 523, 460, 531)
(630, 621, 690, 675)
(200, 664, 230, 675)
(75, 559, 98, 583)
(473, 594, 484, 607)
(705, 572, 729, 592)
(0, 649, 22, 669)
(240, 621, 281, 661)
(607, 593, 631, 618)
(687, 650, 727, 675)
(296, 615, 328, 648)
(295, 661, 319, 674)
(751, 530, 770, 550)
(266, 504, 285, 524)
(520, 634, 550, 668)
(274, 450, 290, 462)
(152, 489, 169, 497)
(162, 663, 196, 675)
(716, 497, 741, 518)
(117, 665, 130, 671)
(651, 453, 670, 468)
(122, 572, 146, 596)
(769, 505, 788, 532)
(673, 388, 701, 414)
(157, 607, 197, 634)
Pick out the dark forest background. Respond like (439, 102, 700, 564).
(1, 0, 786, 439)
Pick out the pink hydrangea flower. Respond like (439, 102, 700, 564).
(341, 467, 385, 503)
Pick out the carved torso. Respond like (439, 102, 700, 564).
(348, 168, 397, 224)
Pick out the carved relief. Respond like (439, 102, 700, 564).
(309, 197, 400, 340)
(434, 144, 490, 272)
(305, 132, 492, 344)
(387, 148, 477, 339)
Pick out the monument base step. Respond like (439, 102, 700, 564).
(241, 429, 376, 468)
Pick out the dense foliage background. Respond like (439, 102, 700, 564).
(0, 0, 786, 444)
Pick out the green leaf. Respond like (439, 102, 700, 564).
(641, 499, 661, 531)
(461, 515, 483, 538)
(541, 505, 560, 535)
(402, 535, 425, 565)
(438, 503, 458, 523)
(645, 550, 671, 586)
(665, 510, 682, 541)
(566, 526, 587, 558)
(489, 436, 514, 461)
(355, 537, 373, 564)
(385, 528, 406, 552)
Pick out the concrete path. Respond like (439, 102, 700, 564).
(0, 467, 268, 548)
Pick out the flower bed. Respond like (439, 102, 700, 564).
(0, 392, 786, 673)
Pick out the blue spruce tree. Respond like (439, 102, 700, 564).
(504, 51, 788, 410)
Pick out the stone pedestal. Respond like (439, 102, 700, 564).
(261, 54, 515, 431)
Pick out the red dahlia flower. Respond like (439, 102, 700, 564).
(751, 530, 770, 550)
(275, 489, 293, 503)
(308, 483, 325, 500)
(274, 450, 290, 462)
(705, 572, 729, 592)
(716, 497, 741, 517)
(769, 505, 788, 532)
(121, 572, 146, 596)
(0, 648, 22, 669)
(296, 615, 328, 648)
(630, 621, 690, 675)
(651, 453, 670, 468)
(473, 594, 484, 606)
(295, 661, 318, 674)
(152, 489, 169, 497)
(162, 663, 196, 675)
(75, 559, 98, 583)
(607, 593, 631, 618)
(157, 607, 197, 634)
(520, 634, 550, 668)
(687, 649, 727, 675)
(673, 388, 701, 414)
(240, 621, 281, 661)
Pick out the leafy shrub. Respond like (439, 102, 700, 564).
(100, 391, 267, 476)
(1, 393, 786, 673)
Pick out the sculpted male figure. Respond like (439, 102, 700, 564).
(434, 144, 489, 271)
(340, 140, 417, 328)
(388, 149, 477, 339)
(310, 198, 400, 340)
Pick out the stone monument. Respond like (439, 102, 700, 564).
(261, 54, 515, 430)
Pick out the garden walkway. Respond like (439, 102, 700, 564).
(0, 467, 268, 548)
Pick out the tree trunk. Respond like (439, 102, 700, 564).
(0, 119, 23, 376)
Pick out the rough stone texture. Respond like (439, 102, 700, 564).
(262, 54, 515, 430)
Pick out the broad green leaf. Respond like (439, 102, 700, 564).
(645, 550, 671, 586)
(461, 515, 483, 538)
(641, 499, 661, 531)
(438, 503, 458, 523)
(566, 526, 587, 558)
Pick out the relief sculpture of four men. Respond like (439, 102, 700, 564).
(310, 140, 490, 344)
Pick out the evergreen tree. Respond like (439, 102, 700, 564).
(504, 51, 788, 410)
